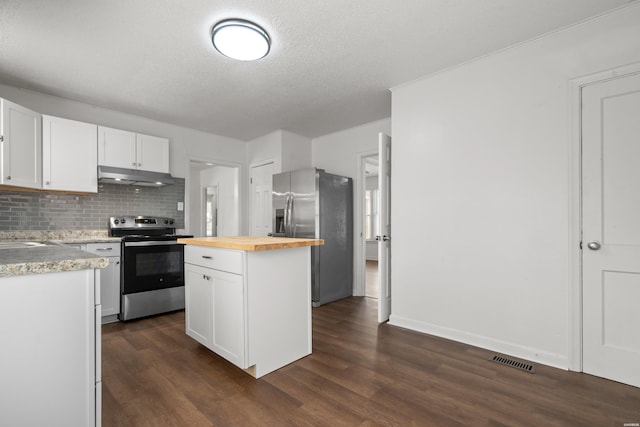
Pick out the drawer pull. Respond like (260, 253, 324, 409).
(202, 255, 213, 259)
(96, 248, 113, 251)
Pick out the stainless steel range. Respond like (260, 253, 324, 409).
(109, 215, 192, 321)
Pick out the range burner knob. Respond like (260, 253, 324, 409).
(114, 219, 120, 225)
(121, 218, 126, 224)
(164, 219, 169, 225)
(169, 220, 174, 225)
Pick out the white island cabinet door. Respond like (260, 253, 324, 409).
(210, 267, 245, 368)
(185, 263, 214, 347)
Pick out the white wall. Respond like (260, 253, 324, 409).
(390, 4, 640, 369)
(0, 84, 245, 178)
(247, 130, 282, 171)
(246, 129, 311, 172)
(188, 165, 203, 236)
(312, 118, 390, 179)
(281, 130, 311, 172)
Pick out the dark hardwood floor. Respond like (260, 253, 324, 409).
(102, 297, 640, 426)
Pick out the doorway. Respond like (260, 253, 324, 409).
(363, 155, 380, 299)
(204, 185, 218, 237)
(250, 161, 275, 236)
(187, 160, 240, 237)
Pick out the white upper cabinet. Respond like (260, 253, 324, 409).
(43, 115, 98, 193)
(0, 98, 42, 189)
(97, 126, 137, 169)
(136, 133, 169, 173)
(98, 126, 169, 173)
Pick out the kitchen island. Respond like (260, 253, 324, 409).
(178, 236, 323, 378)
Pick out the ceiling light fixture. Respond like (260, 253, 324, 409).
(211, 19, 270, 61)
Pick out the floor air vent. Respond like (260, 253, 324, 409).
(490, 355, 536, 373)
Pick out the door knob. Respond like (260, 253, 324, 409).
(587, 241, 601, 250)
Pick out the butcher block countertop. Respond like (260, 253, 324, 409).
(177, 236, 324, 251)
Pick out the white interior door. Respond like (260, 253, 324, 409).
(251, 162, 275, 236)
(582, 72, 640, 388)
(378, 133, 391, 322)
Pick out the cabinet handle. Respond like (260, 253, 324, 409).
(132, 162, 137, 167)
(138, 163, 142, 167)
(202, 274, 211, 281)
(6, 175, 10, 180)
(96, 248, 113, 251)
(45, 181, 50, 185)
(202, 255, 213, 259)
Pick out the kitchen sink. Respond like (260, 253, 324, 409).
(0, 241, 53, 250)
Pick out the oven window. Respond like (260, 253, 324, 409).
(136, 251, 182, 276)
(122, 244, 185, 294)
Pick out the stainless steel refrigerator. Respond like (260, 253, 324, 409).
(272, 168, 353, 307)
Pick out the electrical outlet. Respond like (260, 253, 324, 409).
(177, 202, 184, 211)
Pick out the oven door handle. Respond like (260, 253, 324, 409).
(123, 240, 182, 247)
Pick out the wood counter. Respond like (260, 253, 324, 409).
(177, 236, 324, 251)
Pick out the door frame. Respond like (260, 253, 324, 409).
(568, 62, 640, 372)
(355, 149, 378, 297)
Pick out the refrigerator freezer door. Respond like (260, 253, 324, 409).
(314, 171, 354, 306)
(290, 168, 318, 238)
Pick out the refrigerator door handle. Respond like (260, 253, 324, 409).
(284, 193, 292, 237)
(289, 196, 295, 237)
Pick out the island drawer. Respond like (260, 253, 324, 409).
(84, 242, 121, 256)
(184, 245, 243, 275)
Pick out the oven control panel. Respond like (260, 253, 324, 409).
(109, 216, 175, 229)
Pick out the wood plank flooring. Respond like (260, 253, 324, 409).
(102, 297, 640, 426)
(365, 260, 379, 299)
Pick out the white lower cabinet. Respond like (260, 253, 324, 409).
(185, 261, 245, 368)
(185, 264, 213, 347)
(0, 269, 100, 427)
(73, 243, 121, 323)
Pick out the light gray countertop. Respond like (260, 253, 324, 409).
(0, 244, 109, 278)
(0, 230, 117, 277)
(0, 230, 121, 244)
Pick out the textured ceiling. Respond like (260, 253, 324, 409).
(0, 0, 635, 141)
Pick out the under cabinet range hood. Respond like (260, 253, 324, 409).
(97, 166, 175, 186)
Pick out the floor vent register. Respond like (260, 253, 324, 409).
(489, 354, 536, 373)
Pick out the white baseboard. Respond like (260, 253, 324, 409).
(388, 314, 569, 370)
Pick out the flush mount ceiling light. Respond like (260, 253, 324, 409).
(211, 19, 270, 61)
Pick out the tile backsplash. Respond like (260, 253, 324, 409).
(0, 179, 185, 231)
